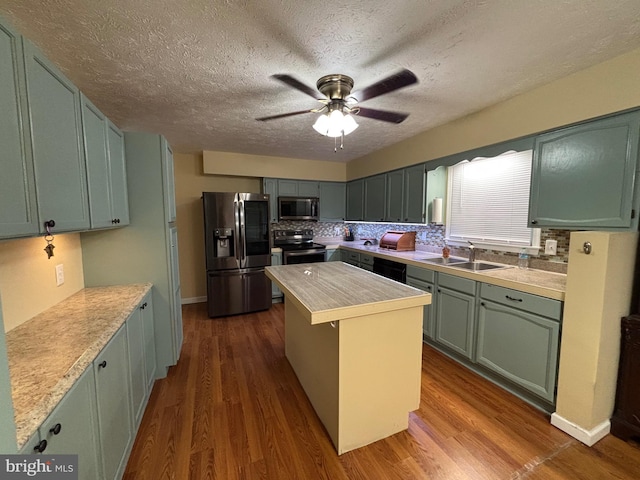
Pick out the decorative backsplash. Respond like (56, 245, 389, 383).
(271, 220, 571, 273)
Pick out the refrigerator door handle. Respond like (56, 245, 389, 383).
(237, 196, 247, 266)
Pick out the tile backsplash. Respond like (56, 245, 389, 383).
(272, 220, 570, 274)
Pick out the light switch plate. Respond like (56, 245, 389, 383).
(55, 264, 64, 286)
(545, 239, 557, 255)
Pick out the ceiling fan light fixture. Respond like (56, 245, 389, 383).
(312, 109, 359, 138)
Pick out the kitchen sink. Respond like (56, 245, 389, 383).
(421, 257, 468, 265)
(450, 261, 511, 271)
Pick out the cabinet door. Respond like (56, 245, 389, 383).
(163, 140, 176, 223)
(426, 165, 446, 224)
(94, 326, 132, 480)
(407, 277, 435, 339)
(141, 295, 156, 392)
(126, 308, 146, 428)
(435, 287, 475, 359)
(263, 178, 278, 223)
(169, 226, 183, 362)
(404, 164, 426, 223)
(0, 19, 38, 238)
(297, 180, 319, 197)
(385, 170, 404, 222)
(529, 111, 640, 229)
(346, 179, 364, 221)
(271, 252, 283, 298)
(82, 95, 112, 229)
(326, 248, 341, 261)
(319, 182, 346, 222)
(23, 39, 89, 233)
(107, 121, 129, 225)
(477, 300, 559, 402)
(40, 368, 102, 480)
(277, 179, 298, 196)
(364, 174, 386, 222)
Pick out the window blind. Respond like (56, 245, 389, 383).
(446, 150, 535, 247)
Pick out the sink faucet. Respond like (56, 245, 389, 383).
(468, 241, 476, 263)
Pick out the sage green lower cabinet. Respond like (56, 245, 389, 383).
(406, 266, 436, 339)
(359, 254, 374, 271)
(435, 273, 476, 360)
(126, 307, 146, 429)
(94, 325, 132, 480)
(326, 248, 341, 261)
(39, 367, 102, 480)
(271, 251, 283, 299)
(476, 283, 561, 403)
(343, 250, 360, 267)
(141, 295, 157, 392)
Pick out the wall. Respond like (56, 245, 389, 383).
(348, 47, 640, 180)
(203, 151, 347, 181)
(0, 234, 84, 331)
(174, 152, 262, 300)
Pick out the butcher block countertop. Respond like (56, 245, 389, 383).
(5, 283, 152, 449)
(316, 239, 566, 301)
(266, 262, 431, 325)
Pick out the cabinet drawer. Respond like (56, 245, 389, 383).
(345, 251, 360, 263)
(360, 254, 374, 266)
(438, 272, 476, 295)
(480, 283, 562, 321)
(407, 265, 435, 283)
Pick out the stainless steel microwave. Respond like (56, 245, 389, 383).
(278, 196, 319, 221)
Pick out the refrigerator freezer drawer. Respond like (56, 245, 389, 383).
(207, 269, 271, 318)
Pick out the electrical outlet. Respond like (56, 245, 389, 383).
(55, 264, 64, 286)
(544, 239, 557, 255)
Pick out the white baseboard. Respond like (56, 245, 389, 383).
(181, 296, 207, 305)
(550, 413, 610, 446)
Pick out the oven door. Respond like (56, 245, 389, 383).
(283, 249, 326, 265)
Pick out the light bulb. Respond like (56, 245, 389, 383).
(312, 114, 330, 135)
(342, 114, 359, 135)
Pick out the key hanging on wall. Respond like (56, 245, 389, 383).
(43, 220, 56, 259)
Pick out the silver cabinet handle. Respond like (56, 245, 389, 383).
(583, 241, 592, 255)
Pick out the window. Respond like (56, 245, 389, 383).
(446, 150, 539, 253)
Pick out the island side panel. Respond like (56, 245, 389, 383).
(284, 298, 340, 448)
(337, 306, 423, 454)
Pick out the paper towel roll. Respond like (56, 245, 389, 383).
(432, 197, 443, 224)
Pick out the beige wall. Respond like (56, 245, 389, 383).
(203, 151, 347, 181)
(174, 152, 262, 300)
(348, 47, 640, 180)
(0, 234, 84, 331)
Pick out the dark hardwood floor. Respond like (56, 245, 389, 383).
(124, 302, 640, 479)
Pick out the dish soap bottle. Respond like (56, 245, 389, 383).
(442, 242, 450, 259)
(518, 248, 529, 269)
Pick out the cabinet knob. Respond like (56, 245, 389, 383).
(437, 289, 441, 293)
(481, 302, 485, 307)
(49, 423, 62, 435)
(531, 220, 538, 225)
(98, 360, 107, 369)
(34, 439, 47, 453)
(505, 295, 523, 302)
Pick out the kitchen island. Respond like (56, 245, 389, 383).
(265, 261, 431, 454)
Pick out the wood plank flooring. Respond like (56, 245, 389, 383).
(124, 302, 640, 479)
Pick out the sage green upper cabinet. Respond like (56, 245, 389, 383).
(82, 95, 129, 229)
(263, 178, 278, 222)
(346, 179, 364, 221)
(298, 180, 320, 197)
(364, 174, 386, 222)
(529, 110, 640, 229)
(385, 170, 404, 222)
(404, 164, 426, 223)
(0, 17, 39, 238)
(164, 142, 176, 223)
(107, 121, 129, 225)
(277, 179, 320, 197)
(277, 179, 298, 196)
(319, 182, 346, 222)
(23, 38, 89, 233)
(426, 165, 446, 224)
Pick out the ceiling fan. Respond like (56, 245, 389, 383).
(256, 69, 418, 148)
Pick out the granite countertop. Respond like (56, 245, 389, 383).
(6, 283, 152, 449)
(314, 238, 566, 301)
(266, 262, 431, 325)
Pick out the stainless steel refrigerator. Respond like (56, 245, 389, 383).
(203, 192, 272, 317)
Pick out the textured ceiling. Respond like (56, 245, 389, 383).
(1, 0, 640, 162)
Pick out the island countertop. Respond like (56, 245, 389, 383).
(265, 261, 431, 325)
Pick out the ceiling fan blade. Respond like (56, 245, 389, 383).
(256, 109, 314, 121)
(271, 74, 324, 100)
(356, 107, 409, 124)
(349, 69, 418, 103)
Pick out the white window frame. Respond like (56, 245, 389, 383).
(445, 149, 540, 255)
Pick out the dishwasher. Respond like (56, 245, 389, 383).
(373, 257, 407, 283)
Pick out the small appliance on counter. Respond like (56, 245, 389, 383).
(343, 225, 354, 241)
(379, 231, 416, 251)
